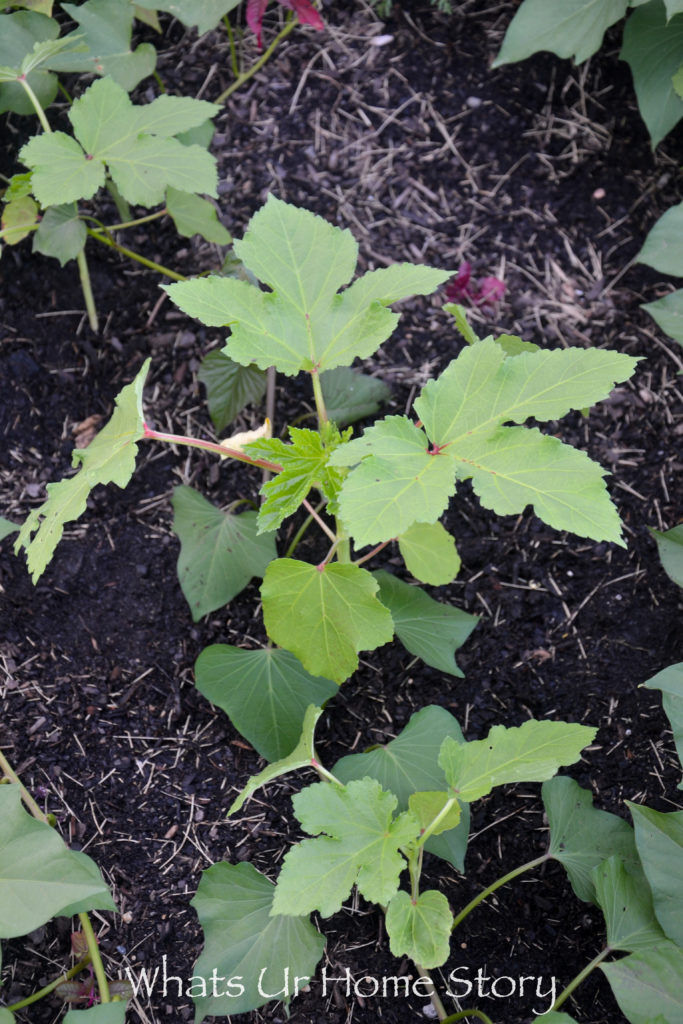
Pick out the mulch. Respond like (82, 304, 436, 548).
(1, 2, 682, 1023)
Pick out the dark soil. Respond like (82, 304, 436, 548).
(1, 2, 682, 1023)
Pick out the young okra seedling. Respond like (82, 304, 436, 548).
(13, 196, 640, 759)
(192, 695, 683, 1024)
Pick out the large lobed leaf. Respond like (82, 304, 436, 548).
(593, 855, 666, 952)
(650, 523, 683, 587)
(439, 719, 597, 803)
(601, 942, 683, 1023)
(165, 196, 452, 376)
(629, 802, 683, 945)
(638, 200, 683, 276)
(0, 785, 115, 938)
(261, 559, 394, 683)
(642, 289, 683, 346)
(14, 359, 150, 582)
(21, 77, 218, 207)
(332, 337, 637, 546)
(191, 861, 324, 1020)
(47, 0, 156, 92)
(272, 777, 420, 916)
(195, 646, 336, 762)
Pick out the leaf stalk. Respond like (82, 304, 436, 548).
(451, 852, 550, 931)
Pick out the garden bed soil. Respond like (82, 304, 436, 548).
(1, 2, 682, 1023)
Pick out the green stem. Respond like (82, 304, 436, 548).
(284, 501, 324, 558)
(311, 760, 343, 786)
(215, 16, 297, 104)
(17, 75, 51, 132)
(451, 853, 550, 931)
(5, 956, 92, 1012)
(85, 228, 187, 281)
(142, 424, 281, 472)
(78, 913, 110, 1003)
(152, 70, 166, 94)
(89, 209, 168, 234)
(223, 14, 241, 77)
(310, 366, 328, 426)
(441, 1010, 495, 1024)
(550, 946, 612, 1014)
(77, 248, 98, 332)
(105, 179, 132, 223)
(415, 964, 448, 1021)
(0, 749, 47, 822)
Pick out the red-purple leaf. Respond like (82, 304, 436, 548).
(247, 0, 324, 49)
(246, 0, 268, 47)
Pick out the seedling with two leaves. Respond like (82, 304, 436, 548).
(12, 195, 640, 761)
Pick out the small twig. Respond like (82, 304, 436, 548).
(302, 498, 337, 544)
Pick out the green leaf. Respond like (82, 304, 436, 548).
(191, 863, 324, 1020)
(197, 350, 266, 433)
(330, 416, 458, 547)
(1, 194, 38, 245)
(4, 173, 33, 202)
(0, 518, 19, 542)
(385, 889, 453, 970)
(7, 1, 53, 14)
(0, 1008, 13, 1024)
(642, 289, 683, 345)
(261, 559, 394, 684)
(408, 791, 462, 834)
(439, 720, 597, 803)
(543, 776, 642, 904)
(642, 663, 683, 787)
(246, 428, 334, 533)
(148, 0, 242, 35)
(48, 0, 156, 92)
(374, 570, 477, 677)
(0, 785, 115, 937)
(397, 521, 461, 586)
(667, 1, 683, 16)
(638, 201, 683, 274)
(336, 339, 636, 547)
(320, 366, 391, 427)
(594, 855, 666, 951)
(14, 359, 150, 582)
(650, 523, 683, 587)
(272, 778, 419, 916)
(63, 1006, 127, 1023)
(228, 704, 322, 815)
(166, 187, 231, 244)
(33, 203, 86, 265)
(195, 646, 337, 762)
(165, 196, 452, 376)
(333, 705, 471, 871)
(620, 1, 683, 148)
(674, 62, 683, 97)
(538, 1016, 580, 1024)
(0, 11, 58, 116)
(494, 0, 628, 66)
(416, 337, 637, 444)
(171, 486, 276, 621)
(601, 943, 683, 1023)
(21, 77, 218, 207)
(629, 802, 683, 944)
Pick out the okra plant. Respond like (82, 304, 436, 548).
(0, 751, 131, 1021)
(13, 195, 639, 759)
(190, 684, 683, 1023)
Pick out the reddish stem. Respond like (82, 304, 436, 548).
(142, 424, 281, 472)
